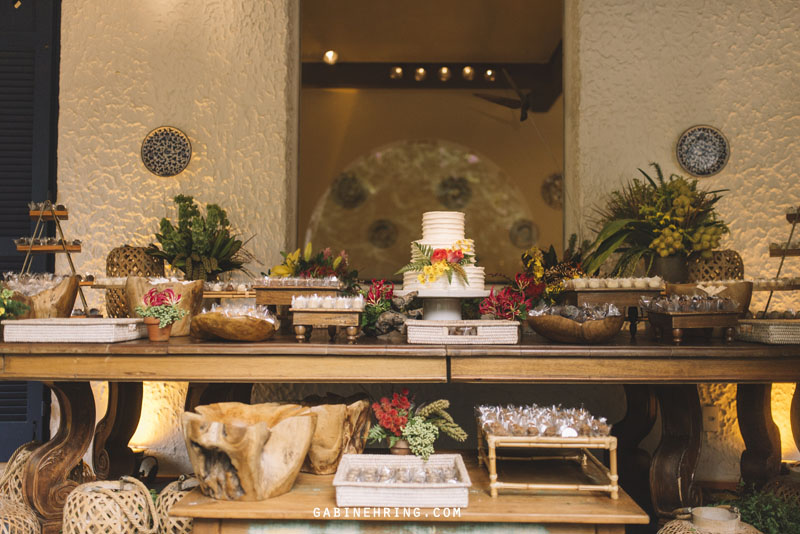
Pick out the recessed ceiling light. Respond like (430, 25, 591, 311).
(323, 50, 338, 65)
(390, 66, 403, 80)
(415, 67, 427, 82)
(438, 67, 451, 82)
(462, 66, 475, 81)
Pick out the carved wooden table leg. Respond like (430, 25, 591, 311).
(185, 382, 253, 411)
(650, 385, 702, 522)
(92, 381, 143, 480)
(737, 383, 781, 488)
(23, 382, 96, 534)
(612, 385, 657, 516)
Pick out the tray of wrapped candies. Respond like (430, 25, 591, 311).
(332, 454, 471, 508)
(642, 295, 740, 343)
(527, 303, 624, 344)
(475, 404, 618, 499)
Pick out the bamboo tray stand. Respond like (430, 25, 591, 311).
(477, 425, 619, 500)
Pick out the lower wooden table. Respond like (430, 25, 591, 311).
(2, 334, 799, 532)
(172, 455, 648, 534)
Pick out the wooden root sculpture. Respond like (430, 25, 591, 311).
(7, 275, 79, 318)
(125, 276, 204, 336)
(182, 402, 317, 501)
(300, 394, 372, 475)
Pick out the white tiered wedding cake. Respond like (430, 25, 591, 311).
(401, 211, 486, 292)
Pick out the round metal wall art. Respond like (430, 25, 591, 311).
(141, 126, 192, 177)
(676, 125, 729, 177)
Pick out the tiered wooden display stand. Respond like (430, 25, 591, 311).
(764, 209, 800, 311)
(18, 202, 88, 311)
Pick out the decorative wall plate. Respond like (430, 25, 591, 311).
(676, 125, 729, 177)
(141, 126, 192, 177)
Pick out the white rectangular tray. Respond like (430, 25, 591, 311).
(406, 319, 519, 344)
(2, 318, 146, 343)
(332, 453, 471, 508)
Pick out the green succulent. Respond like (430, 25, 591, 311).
(147, 195, 254, 281)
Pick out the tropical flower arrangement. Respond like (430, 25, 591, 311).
(0, 289, 28, 321)
(135, 288, 188, 328)
(360, 279, 394, 334)
(270, 242, 359, 293)
(147, 195, 254, 281)
(480, 244, 583, 321)
(367, 389, 467, 460)
(581, 163, 728, 276)
(396, 240, 475, 286)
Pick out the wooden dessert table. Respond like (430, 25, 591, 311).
(2, 334, 799, 532)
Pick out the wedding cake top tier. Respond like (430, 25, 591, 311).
(421, 211, 465, 243)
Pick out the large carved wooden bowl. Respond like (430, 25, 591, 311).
(528, 314, 625, 344)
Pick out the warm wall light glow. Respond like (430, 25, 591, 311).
(323, 50, 338, 65)
(438, 67, 451, 82)
(484, 69, 496, 82)
(462, 66, 475, 81)
(389, 66, 403, 80)
(414, 67, 427, 82)
(771, 383, 800, 460)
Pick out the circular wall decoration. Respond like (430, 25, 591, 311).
(509, 219, 539, 249)
(141, 126, 192, 177)
(676, 125, 729, 177)
(331, 172, 367, 209)
(436, 176, 473, 209)
(541, 173, 563, 210)
(366, 219, 398, 249)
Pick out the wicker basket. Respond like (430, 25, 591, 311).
(2, 318, 146, 343)
(62, 476, 157, 534)
(658, 506, 761, 533)
(0, 498, 40, 534)
(688, 250, 745, 282)
(332, 454, 471, 508)
(106, 246, 164, 318)
(0, 442, 37, 503)
(155, 477, 198, 534)
(406, 320, 519, 344)
(736, 319, 800, 344)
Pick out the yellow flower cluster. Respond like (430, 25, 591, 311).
(523, 247, 545, 281)
(417, 261, 451, 284)
(272, 247, 301, 277)
(452, 239, 474, 253)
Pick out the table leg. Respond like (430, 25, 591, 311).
(93, 381, 143, 480)
(737, 384, 781, 488)
(612, 385, 656, 515)
(650, 385, 702, 521)
(628, 306, 639, 337)
(23, 382, 96, 534)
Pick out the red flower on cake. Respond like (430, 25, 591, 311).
(431, 249, 448, 263)
(446, 249, 464, 264)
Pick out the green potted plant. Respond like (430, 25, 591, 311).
(0, 289, 29, 340)
(135, 288, 188, 341)
(581, 163, 728, 282)
(367, 389, 467, 460)
(147, 195, 254, 281)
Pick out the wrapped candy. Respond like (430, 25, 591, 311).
(475, 404, 612, 438)
(528, 302, 622, 323)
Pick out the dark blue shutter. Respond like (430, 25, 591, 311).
(0, 0, 59, 459)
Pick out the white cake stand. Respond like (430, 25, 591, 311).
(394, 288, 490, 321)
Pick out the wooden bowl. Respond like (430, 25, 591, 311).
(192, 312, 276, 342)
(527, 314, 625, 344)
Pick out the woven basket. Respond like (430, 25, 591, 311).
(688, 250, 744, 282)
(0, 442, 38, 503)
(405, 320, 520, 344)
(62, 476, 157, 534)
(155, 477, 198, 534)
(0, 498, 40, 534)
(106, 246, 165, 318)
(659, 507, 762, 534)
(736, 319, 800, 344)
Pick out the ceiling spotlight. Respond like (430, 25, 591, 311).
(462, 66, 475, 81)
(484, 69, 496, 82)
(389, 66, 403, 80)
(414, 67, 427, 82)
(323, 50, 338, 65)
(438, 67, 451, 82)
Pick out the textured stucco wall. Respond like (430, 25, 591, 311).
(55, 0, 298, 474)
(565, 0, 800, 480)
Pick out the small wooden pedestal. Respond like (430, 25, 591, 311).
(477, 426, 619, 500)
(254, 285, 340, 331)
(648, 310, 739, 344)
(291, 308, 361, 343)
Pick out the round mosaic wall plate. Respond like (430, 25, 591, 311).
(676, 125, 729, 177)
(141, 126, 192, 177)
